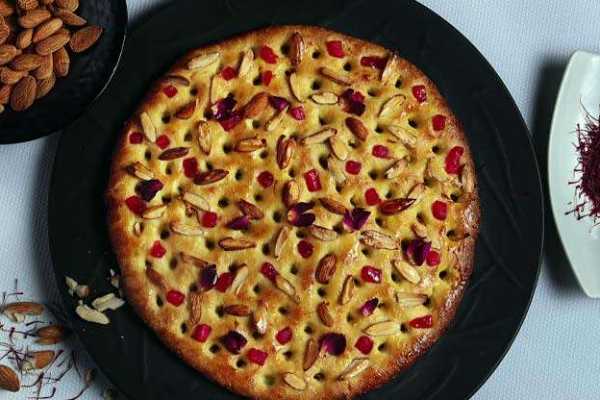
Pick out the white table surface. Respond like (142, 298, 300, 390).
(1, 0, 600, 398)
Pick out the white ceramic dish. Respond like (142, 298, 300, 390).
(548, 50, 600, 298)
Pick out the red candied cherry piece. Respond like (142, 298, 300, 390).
(260, 262, 278, 282)
(297, 240, 313, 258)
(219, 113, 242, 131)
(359, 298, 379, 316)
(290, 106, 305, 120)
(156, 134, 170, 149)
(355, 335, 374, 355)
(365, 188, 380, 206)
(372, 145, 390, 159)
(345, 160, 362, 175)
(215, 272, 234, 292)
(125, 195, 146, 215)
(261, 70, 273, 86)
(257, 171, 274, 188)
(150, 240, 166, 258)
(426, 250, 440, 267)
(432, 114, 446, 131)
(432, 200, 448, 220)
(304, 169, 322, 192)
(326, 40, 345, 58)
(182, 157, 199, 178)
(360, 56, 387, 69)
(201, 211, 218, 228)
(162, 85, 177, 98)
(192, 324, 212, 342)
(221, 66, 237, 80)
(276, 327, 293, 344)
(409, 315, 433, 329)
(445, 146, 464, 174)
(247, 348, 268, 366)
(129, 131, 144, 144)
(259, 45, 278, 64)
(412, 85, 427, 103)
(361, 265, 382, 283)
(166, 290, 185, 306)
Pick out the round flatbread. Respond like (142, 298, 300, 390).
(106, 25, 480, 400)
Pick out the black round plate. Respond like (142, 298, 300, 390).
(0, 0, 127, 144)
(48, 1, 543, 399)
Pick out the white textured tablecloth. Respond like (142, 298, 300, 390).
(1, 1, 600, 398)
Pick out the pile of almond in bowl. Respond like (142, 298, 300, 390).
(0, 0, 103, 113)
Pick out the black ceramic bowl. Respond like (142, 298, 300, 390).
(0, 0, 127, 144)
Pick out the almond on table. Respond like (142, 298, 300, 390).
(105, 25, 479, 400)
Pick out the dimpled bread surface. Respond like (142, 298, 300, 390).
(106, 25, 480, 400)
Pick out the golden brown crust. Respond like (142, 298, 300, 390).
(106, 25, 480, 400)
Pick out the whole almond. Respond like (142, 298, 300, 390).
(194, 169, 228, 185)
(345, 117, 369, 141)
(283, 372, 306, 391)
(0, 365, 19, 392)
(56, 0, 78, 11)
(175, 99, 197, 119)
(34, 54, 52, 79)
(303, 339, 318, 371)
(52, 46, 69, 76)
(288, 72, 304, 102)
(320, 66, 352, 85)
(237, 199, 264, 220)
(0, 67, 25, 84)
(35, 31, 69, 55)
(36, 324, 69, 344)
(0, 44, 18, 65)
(17, 0, 39, 11)
(218, 237, 256, 251)
(10, 75, 35, 111)
(36, 73, 54, 98)
(32, 17, 62, 43)
(234, 137, 265, 153)
(69, 25, 102, 53)
(276, 135, 295, 169)
(179, 252, 210, 268)
(316, 254, 336, 284)
(319, 197, 347, 215)
(242, 91, 268, 119)
(289, 32, 304, 66)
(237, 48, 253, 78)
(54, 8, 86, 26)
(360, 230, 400, 250)
(273, 225, 290, 259)
(282, 179, 299, 207)
(0, 21, 9, 45)
(317, 302, 334, 327)
(338, 358, 369, 381)
(301, 127, 336, 145)
(329, 136, 349, 160)
(146, 267, 167, 290)
(223, 304, 251, 317)
(11, 53, 44, 70)
(308, 225, 338, 241)
(339, 275, 354, 305)
(0, 84, 11, 103)
(19, 9, 51, 28)
(158, 146, 189, 160)
(2, 302, 44, 321)
(0, 1, 14, 17)
(16, 28, 33, 49)
(27, 350, 55, 370)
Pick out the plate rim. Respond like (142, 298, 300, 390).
(47, 1, 545, 399)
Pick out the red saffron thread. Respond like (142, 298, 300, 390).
(567, 108, 600, 224)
